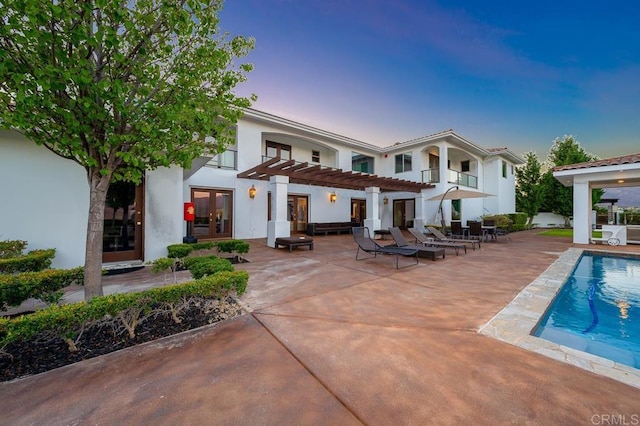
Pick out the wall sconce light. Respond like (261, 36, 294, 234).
(329, 192, 337, 203)
(249, 185, 256, 199)
(383, 196, 389, 205)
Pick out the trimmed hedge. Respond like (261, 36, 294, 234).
(167, 242, 214, 258)
(0, 268, 84, 308)
(507, 213, 532, 232)
(215, 240, 250, 255)
(185, 256, 234, 279)
(0, 249, 56, 274)
(0, 270, 249, 349)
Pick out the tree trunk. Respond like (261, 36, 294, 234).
(83, 172, 111, 300)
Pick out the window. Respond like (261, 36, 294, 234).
(311, 150, 320, 163)
(461, 160, 470, 173)
(395, 153, 412, 173)
(266, 141, 291, 160)
(352, 152, 374, 173)
(502, 160, 507, 178)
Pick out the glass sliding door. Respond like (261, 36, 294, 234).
(191, 188, 233, 239)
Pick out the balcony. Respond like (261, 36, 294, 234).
(421, 168, 440, 184)
(207, 150, 237, 170)
(448, 169, 477, 188)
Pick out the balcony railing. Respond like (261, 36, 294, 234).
(421, 168, 440, 184)
(448, 169, 477, 188)
(207, 150, 237, 170)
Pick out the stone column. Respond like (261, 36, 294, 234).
(363, 186, 381, 232)
(267, 175, 290, 247)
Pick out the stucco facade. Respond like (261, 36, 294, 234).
(0, 109, 523, 266)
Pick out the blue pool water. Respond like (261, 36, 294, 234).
(533, 253, 640, 369)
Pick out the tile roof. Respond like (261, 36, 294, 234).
(553, 153, 640, 172)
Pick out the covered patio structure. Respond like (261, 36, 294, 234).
(238, 157, 433, 246)
(553, 152, 640, 244)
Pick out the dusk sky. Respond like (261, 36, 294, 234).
(221, 0, 640, 160)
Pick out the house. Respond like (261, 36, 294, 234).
(0, 109, 523, 268)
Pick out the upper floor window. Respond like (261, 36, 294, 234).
(311, 150, 320, 163)
(352, 152, 374, 174)
(395, 152, 412, 173)
(502, 160, 507, 178)
(266, 141, 291, 160)
(461, 160, 470, 173)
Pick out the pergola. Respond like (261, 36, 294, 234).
(238, 157, 433, 193)
(238, 157, 434, 247)
(553, 152, 640, 244)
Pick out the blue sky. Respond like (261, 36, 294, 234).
(220, 0, 640, 159)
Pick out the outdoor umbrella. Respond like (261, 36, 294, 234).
(427, 186, 495, 230)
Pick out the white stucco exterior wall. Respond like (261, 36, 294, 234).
(0, 131, 89, 268)
(145, 166, 184, 261)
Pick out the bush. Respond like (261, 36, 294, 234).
(215, 240, 250, 255)
(186, 256, 234, 279)
(0, 267, 84, 308)
(0, 271, 249, 349)
(0, 249, 56, 273)
(0, 240, 27, 259)
(166, 242, 214, 258)
(481, 214, 512, 227)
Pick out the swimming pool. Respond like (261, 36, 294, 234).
(533, 253, 640, 369)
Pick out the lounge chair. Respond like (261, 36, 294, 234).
(406, 227, 467, 255)
(387, 227, 446, 260)
(425, 226, 480, 250)
(352, 226, 419, 269)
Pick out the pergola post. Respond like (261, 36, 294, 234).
(267, 175, 290, 247)
(413, 189, 428, 230)
(364, 187, 381, 231)
(573, 180, 591, 244)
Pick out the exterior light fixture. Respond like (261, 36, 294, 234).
(618, 179, 625, 183)
(249, 185, 256, 199)
(330, 192, 337, 203)
(383, 196, 389, 205)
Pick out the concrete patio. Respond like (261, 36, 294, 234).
(1, 229, 639, 425)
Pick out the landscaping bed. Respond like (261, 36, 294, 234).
(0, 295, 243, 382)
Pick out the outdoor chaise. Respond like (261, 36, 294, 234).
(404, 227, 466, 255)
(387, 227, 447, 260)
(424, 226, 481, 250)
(352, 226, 420, 269)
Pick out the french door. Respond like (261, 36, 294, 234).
(191, 188, 233, 239)
(103, 182, 144, 263)
(288, 195, 308, 233)
(351, 199, 366, 226)
(393, 199, 415, 229)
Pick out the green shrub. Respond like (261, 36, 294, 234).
(166, 242, 214, 258)
(508, 213, 528, 226)
(0, 240, 27, 259)
(187, 256, 234, 279)
(167, 244, 194, 259)
(481, 214, 512, 227)
(0, 271, 249, 349)
(0, 267, 84, 308)
(215, 240, 250, 255)
(0, 249, 56, 273)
